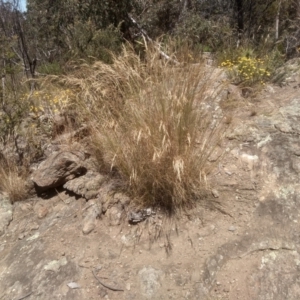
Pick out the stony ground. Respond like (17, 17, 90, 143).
(1, 70, 300, 300)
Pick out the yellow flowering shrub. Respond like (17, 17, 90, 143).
(220, 56, 271, 85)
(24, 89, 74, 116)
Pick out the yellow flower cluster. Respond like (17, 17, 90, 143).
(220, 56, 271, 85)
(22, 89, 73, 115)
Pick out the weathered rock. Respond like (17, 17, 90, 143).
(44, 257, 68, 272)
(138, 266, 164, 299)
(128, 208, 154, 224)
(67, 282, 81, 289)
(63, 171, 106, 200)
(211, 189, 219, 198)
(106, 205, 123, 226)
(98, 181, 128, 213)
(0, 193, 13, 236)
(31, 150, 87, 191)
(248, 250, 300, 300)
(34, 203, 49, 219)
(82, 200, 101, 234)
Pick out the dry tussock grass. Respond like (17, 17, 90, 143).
(59, 44, 228, 212)
(0, 160, 28, 203)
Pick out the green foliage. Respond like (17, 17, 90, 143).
(65, 22, 123, 63)
(219, 45, 285, 86)
(0, 82, 30, 143)
(174, 12, 232, 52)
(26, 0, 134, 63)
(220, 56, 270, 86)
(38, 62, 63, 75)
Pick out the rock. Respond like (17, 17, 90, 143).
(211, 189, 219, 198)
(128, 208, 154, 224)
(121, 233, 137, 247)
(248, 250, 300, 299)
(67, 282, 80, 289)
(98, 288, 107, 298)
(264, 85, 275, 94)
(106, 206, 123, 226)
(34, 203, 49, 219)
(19, 202, 32, 212)
(98, 181, 127, 213)
(63, 171, 106, 200)
(44, 257, 68, 272)
(198, 225, 216, 237)
(29, 222, 40, 231)
(228, 226, 236, 232)
(113, 193, 131, 207)
(0, 193, 13, 236)
(31, 149, 87, 192)
(138, 266, 164, 299)
(82, 200, 101, 234)
(27, 232, 40, 241)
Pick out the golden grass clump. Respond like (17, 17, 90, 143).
(0, 163, 28, 203)
(60, 44, 228, 212)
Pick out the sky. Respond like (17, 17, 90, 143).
(19, 0, 26, 11)
(4, 0, 26, 11)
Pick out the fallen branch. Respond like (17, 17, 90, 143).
(15, 292, 33, 300)
(92, 269, 124, 292)
(129, 15, 180, 65)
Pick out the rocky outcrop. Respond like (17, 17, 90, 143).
(31, 150, 87, 192)
(0, 193, 13, 236)
(63, 171, 106, 200)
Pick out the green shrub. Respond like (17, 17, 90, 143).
(220, 56, 270, 85)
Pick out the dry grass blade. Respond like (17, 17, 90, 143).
(0, 163, 28, 203)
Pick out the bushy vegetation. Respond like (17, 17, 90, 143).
(0, 0, 299, 208)
(220, 55, 271, 85)
(58, 46, 227, 211)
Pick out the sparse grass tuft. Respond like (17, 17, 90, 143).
(0, 161, 28, 203)
(61, 44, 228, 213)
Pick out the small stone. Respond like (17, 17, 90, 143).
(29, 222, 40, 231)
(98, 288, 107, 298)
(212, 189, 219, 198)
(34, 204, 49, 219)
(20, 203, 32, 212)
(228, 226, 236, 232)
(126, 283, 131, 291)
(0, 193, 13, 236)
(18, 233, 26, 240)
(82, 201, 100, 234)
(44, 257, 67, 272)
(106, 206, 123, 226)
(67, 282, 80, 289)
(82, 221, 95, 234)
(26, 232, 40, 241)
(138, 267, 164, 299)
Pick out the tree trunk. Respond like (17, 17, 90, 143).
(236, 0, 244, 33)
(275, 0, 282, 40)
